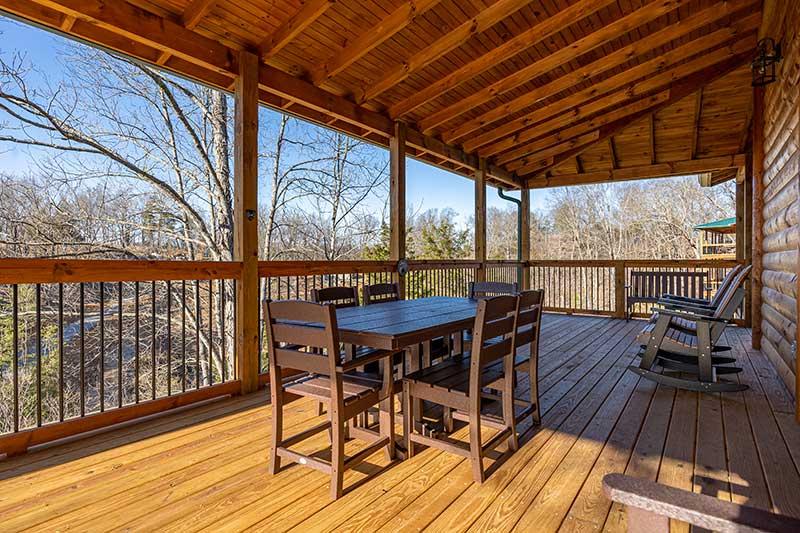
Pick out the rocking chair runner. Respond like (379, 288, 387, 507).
(264, 299, 400, 499)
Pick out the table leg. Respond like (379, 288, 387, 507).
(405, 345, 423, 424)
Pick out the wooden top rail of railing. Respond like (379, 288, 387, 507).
(0, 259, 243, 284)
(528, 259, 742, 268)
(258, 260, 395, 276)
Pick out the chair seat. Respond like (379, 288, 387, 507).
(285, 371, 383, 405)
(405, 353, 527, 395)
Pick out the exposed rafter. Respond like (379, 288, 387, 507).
(527, 155, 746, 188)
(0, 0, 518, 188)
(260, 0, 333, 61)
(649, 114, 656, 165)
(387, 0, 616, 119)
(419, 0, 693, 134)
(443, 0, 758, 144)
(465, 18, 760, 155)
(492, 93, 669, 167)
(691, 87, 704, 159)
(608, 137, 618, 169)
(310, 0, 443, 86)
(523, 52, 752, 179)
(359, 0, 531, 103)
(156, 0, 218, 65)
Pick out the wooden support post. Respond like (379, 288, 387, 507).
(751, 86, 764, 350)
(744, 152, 753, 328)
(234, 50, 260, 394)
(614, 260, 626, 319)
(474, 158, 487, 282)
(735, 175, 744, 262)
(390, 121, 407, 298)
(520, 188, 531, 290)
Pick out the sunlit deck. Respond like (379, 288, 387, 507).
(1, 314, 797, 532)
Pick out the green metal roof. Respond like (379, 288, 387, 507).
(694, 217, 736, 230)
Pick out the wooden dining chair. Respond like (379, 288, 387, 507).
(310, 286, 359, 308)
(363, 282, 400, 305)
(264, 299, 399, 500)
(486, 289, 544, 426)
(310, 286, 360, 416)
(468, 281, 518, 299)
(403, 295, 520, 483)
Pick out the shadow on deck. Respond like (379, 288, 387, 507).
(0, 314, 798, 532)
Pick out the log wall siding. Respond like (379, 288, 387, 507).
(760, 1, 799, 402)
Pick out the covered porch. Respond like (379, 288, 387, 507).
(2, 315, 798, 531)
(0, 0, 799, 530)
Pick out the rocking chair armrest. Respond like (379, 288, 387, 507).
(658, 301, 716, 315)
(660, 294, 711, 304)
(652, 307, 728, 324)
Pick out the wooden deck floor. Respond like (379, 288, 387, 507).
(1, 314, 799, 532)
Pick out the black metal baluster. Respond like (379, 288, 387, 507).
(182, 280, 186, 393)
(80, 283, 85, 416)
(134, 282, 140, 404)
(35, 284, 42, 427)
(208, 280, 213, 386)
(195, 280, 200, 389)
(58, 283, 64, 422)
(167, 280, 173, 396)
(118, 281, 123, 408)
(99, 282, 105, 412)
(151, 281, 156, 400)
(220, 279, 226, 382)
(12, 285, 18, 432)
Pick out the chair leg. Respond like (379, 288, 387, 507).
(469, 415, 484, 483)
(380, 394, 396, 461)
(503, 379, 518, 452)
(403, 383, 415, 458)
(269, 385, 283, 475)
(443, 407, 454, 433)
(317, 401, 325, 416)
(330, 416, 345, 500)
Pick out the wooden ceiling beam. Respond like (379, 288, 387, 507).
(608, 137, 618, 169)
(310, 0, 443, 85)
(421, 0, 694, 134)
(466, 17, 760, 155)
(649, 114, 656, 164)
(0, 0, 516, 187)
(691, 87, 704, 159)
(181, 0, 217, 28)
(359, 0, 531, 103)
(387, 0, 616, 119)
(18, 0, 236, 76)
(493, 92, 669, 166)
(444, 0, 759, 144)
(507, 131, 600, 173)
(525, 52, 753, 179)
(260, 0, 333, 61)
(526, 154, 746, 188)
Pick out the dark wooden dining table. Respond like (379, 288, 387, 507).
(331, 296, 478, 362)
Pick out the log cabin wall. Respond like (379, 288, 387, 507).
(759, 0, 799, 403)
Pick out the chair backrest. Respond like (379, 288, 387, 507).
(712, 264, 751, 319)
(708, 264, 742, 307)
(514, 289, 544, 358)
(263, 300, 341, 378)
(310, 286, 359, 308)
(469, 295, 519, 396)
(468, 281, 518, 299)
(363, 282, 400, 305)
(707, 265, 751, 342)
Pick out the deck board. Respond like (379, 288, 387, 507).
(0, 315, 797, 532)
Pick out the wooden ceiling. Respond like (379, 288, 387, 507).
(0, 0, 761, 189)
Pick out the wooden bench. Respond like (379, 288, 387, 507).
(625, 270, 707, 319)
(603, 473, 800, 532)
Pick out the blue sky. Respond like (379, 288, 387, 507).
(0, 16, 549, 228)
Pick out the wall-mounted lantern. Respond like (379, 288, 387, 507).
(751, 38, 782, 87)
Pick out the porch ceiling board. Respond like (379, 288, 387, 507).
(0, 0, 763, 188)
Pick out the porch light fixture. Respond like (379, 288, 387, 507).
(751, 38, 782, 86)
